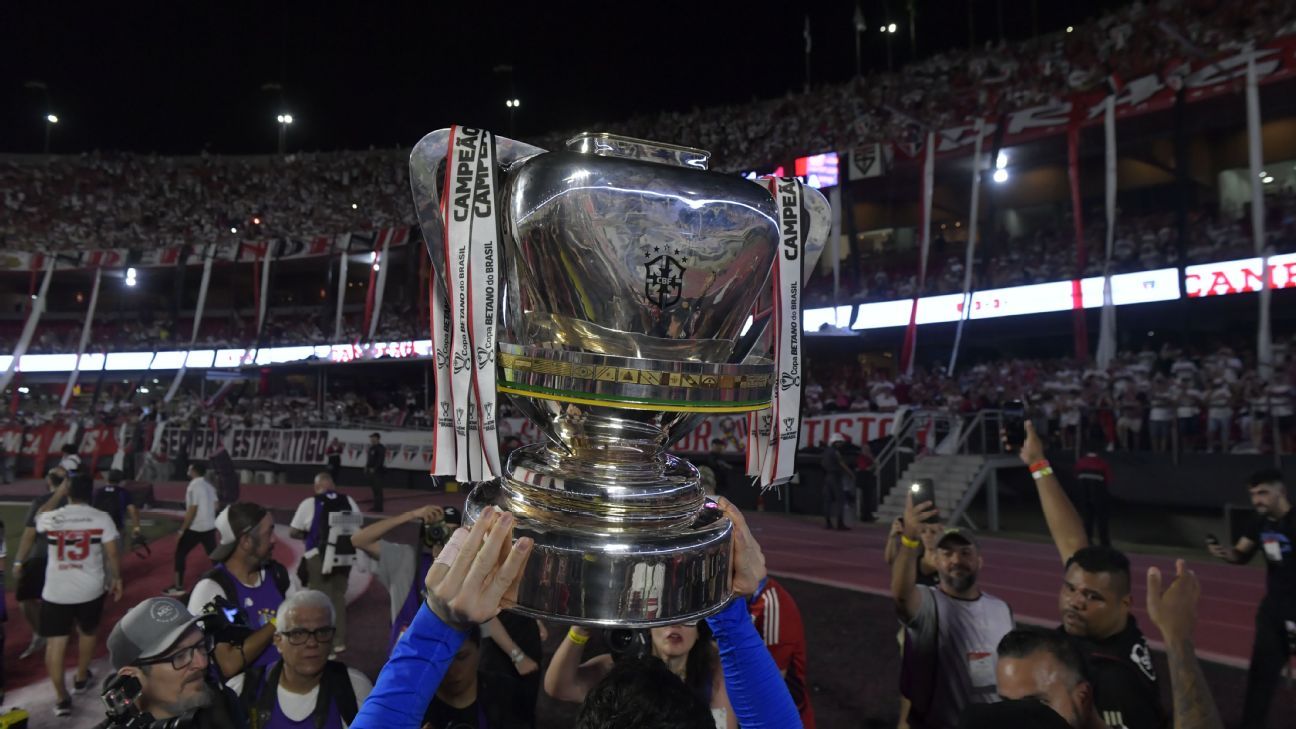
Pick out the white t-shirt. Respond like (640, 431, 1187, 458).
(290, 494, 362, 533)
(227, 667, 373, 728)
(36, 503, 119, 604)
(186, 477, 219, 531)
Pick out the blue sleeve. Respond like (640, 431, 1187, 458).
(350, 603, 466, 729)
(706, 596, 802, 728)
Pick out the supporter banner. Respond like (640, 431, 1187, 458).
(0, 228, 413, 272)
(0, 424, 124, 461)
(137, 412, 898, 472)
(890, 38, 1296, 162)
(847, 144, 889, 180)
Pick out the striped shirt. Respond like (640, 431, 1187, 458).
(749, 577, 815, 728)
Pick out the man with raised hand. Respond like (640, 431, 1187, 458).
(890, 492, 1013, 729)
(1016, 421, 1165, 729)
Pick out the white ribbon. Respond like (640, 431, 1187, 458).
(164, 247, 215, 404)
(441, 125, 502, 482)
(61, 267, 103, 408)
(0, 256, 55, 395)
(334, 234, 351, 341)
(758, 177, 805, 489)
(256, 241, 275, 337)
(367, 230, 393, 341)
(428, 273, 457, 476)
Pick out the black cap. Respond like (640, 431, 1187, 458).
(958, 700, 1074, 729)
(107, 469, 125, 484)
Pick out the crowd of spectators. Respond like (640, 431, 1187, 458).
(0, 149, 410, 252)
(805, 334, 1296, 454)
(535, 0, 1296, 172)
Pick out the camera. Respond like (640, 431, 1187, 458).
(421, 506, 462, 549)
(604, 628, 649, 659)
(198, 595, 252, 645)
(101, 674, 195, 729)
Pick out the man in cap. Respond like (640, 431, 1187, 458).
(820, 432, 854, 531)
(891, 491, 1013, 729)
(187, 502, 292, 679)
(99, 597, 246, 728)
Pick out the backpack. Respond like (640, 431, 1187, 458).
(241, 660, 358, 729)
(305, 492, 353, 555)
(195, 561, 290, 614)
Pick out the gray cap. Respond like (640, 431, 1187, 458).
(107, 597, 203, 669)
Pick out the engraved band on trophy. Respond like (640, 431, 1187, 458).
(410, 128, 831, 626)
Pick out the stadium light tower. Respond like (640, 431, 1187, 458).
(276, 112, 294, 154)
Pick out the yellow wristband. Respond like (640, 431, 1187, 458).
(567, 628, 590, 645)
(1030, 467, 1055, 480)
(900, 535, 921, 549)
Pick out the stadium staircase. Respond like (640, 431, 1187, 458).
(869, 409, 1018, 531)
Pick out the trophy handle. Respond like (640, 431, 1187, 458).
(731, 182, 833, 364)
(409, 128, 547, 284)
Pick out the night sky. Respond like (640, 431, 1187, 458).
(1, 1, 1116, 156)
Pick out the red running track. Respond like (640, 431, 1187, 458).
(744, 512, 1264, 668)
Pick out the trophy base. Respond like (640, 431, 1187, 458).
(463, 480, 734, 627)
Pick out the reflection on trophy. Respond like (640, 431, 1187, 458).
(411, 129, 830, 626)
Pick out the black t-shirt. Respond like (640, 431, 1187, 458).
(1061, 616, 1166, 729)
(92, 486, 134, 529)
(422, 695, 480, 729)
(1243, 508, 1296, 609)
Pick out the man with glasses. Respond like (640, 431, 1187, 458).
(188, 502, 292, 679)
(229, 589, 372, 729)
(99, 597, 247, 728)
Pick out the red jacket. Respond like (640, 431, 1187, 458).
(748, 576, 815, 728)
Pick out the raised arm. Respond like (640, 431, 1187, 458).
(351, 505, 443, 559)
(708, 498, 801, 728)
(542, 626, 613, 702)
(1016, 421, 1088, 564)
(883, 517, 904, 566)
(353, 508, 532, 729)
(482, 616, 538, 676)
(891, 492, 936, 622)
(1146, 560, 1225, 729)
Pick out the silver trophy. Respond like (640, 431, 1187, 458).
(411, 130, 830, 626)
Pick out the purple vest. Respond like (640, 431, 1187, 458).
(264, 689, 344, 729)
(389, 552, 434, 649)
(215, 563, 283, 671)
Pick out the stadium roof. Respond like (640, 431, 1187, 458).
(1, 0, 1098, 155)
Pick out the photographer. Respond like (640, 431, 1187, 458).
(349, 503, 447, 648)
(98, 597, 246, 728)
(187, 503, 291, 679)
(289, 473, 361, 655)
(1205, 468, 1294, 729)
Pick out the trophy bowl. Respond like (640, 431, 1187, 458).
(411, 130, 829, 626)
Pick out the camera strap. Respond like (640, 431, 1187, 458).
(435, 125, 503, 483)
